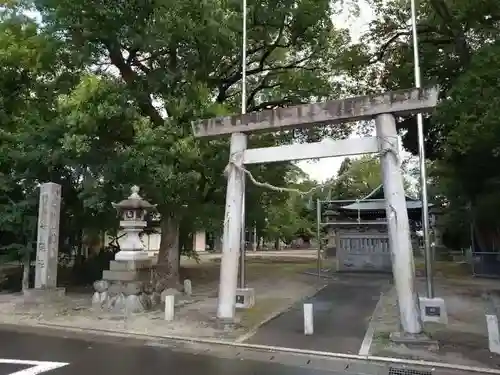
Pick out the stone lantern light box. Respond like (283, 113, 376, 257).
(112, 185, 157, 262)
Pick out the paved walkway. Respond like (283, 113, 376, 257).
(247, 274, 390, 354)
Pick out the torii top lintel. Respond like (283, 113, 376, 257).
(192, 86, 439, 138)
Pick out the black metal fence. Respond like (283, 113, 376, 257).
(472, 251, 500, 278)
(471, 227, 500, 278)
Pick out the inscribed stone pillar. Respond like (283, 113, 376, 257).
(35, 182, 62, 289)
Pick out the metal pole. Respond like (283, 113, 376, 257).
(238, 0, 248, 289)
(410, 0, 433, 298)
(239, 198, 246, 288)
(470, 211, 475, 276)
(241, 0, 247, 115)
(316, 199, 321, 281)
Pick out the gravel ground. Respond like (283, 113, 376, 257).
(370, 276, 500, 369)
(0, 260, 323, 342)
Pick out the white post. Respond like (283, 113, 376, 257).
(303, 303, 314, 335)
(183, 279, 192, 296)
(217, 132, 247, 320)
(164, 294, 175, 321)
(486, 315, 500, 354)
(375, 114, 422, 335)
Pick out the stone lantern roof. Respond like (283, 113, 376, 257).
(112, 185, 157, 211)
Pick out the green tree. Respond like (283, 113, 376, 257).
(350, 0, 500, 249)
(0, 9, 86, 272)
(345, 0, 500, 158)
(432, 41, 500, 247)
(262, 169, 318, 247)
(14, 0, 358, 286)
(326, 0, 500, 249)
(330, 156, 382, 199)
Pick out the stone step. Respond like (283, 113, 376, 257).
(109, 259, 152, 271)
(102, 270, 151, 282)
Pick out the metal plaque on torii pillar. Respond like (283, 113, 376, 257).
(192, 86, 440, 337)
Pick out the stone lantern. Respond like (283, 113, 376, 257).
(112, 185, 157, 261)
(92, 186, 158, 313)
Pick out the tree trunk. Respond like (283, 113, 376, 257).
(155, 213, 181, 289)
(252, 226, 257, 251)
(75, 227, 85, 265)
(178, 218, 193, 254)
(22, 251, 30, 291)
(214, 234, 223, 253)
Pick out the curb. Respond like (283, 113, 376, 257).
(0, 321, 499, 374)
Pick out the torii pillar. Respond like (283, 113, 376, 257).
(192, 87, 440, 337)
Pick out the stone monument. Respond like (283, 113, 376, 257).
(25, 182, 65, 300)
(92, 186, 158, 313)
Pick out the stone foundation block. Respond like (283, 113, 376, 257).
(235, 288, 255, 309)
(102, 269, 150, 282)
(109, 259, 152, 271)
(390, 331, 439, 350)
(419, 296, 448, 325)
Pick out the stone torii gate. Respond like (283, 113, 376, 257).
(192, 87, 439, 336)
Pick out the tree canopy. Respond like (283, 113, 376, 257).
(0, 0, 361, 285)
(1, 0, 500, 285)
(339, 0, 500, 250)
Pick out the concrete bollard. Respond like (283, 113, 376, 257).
(486, 315, 500, 354)
(184, 279, 192, 296)
(303, 303, 314, 335)
(164, 294, 175, 321)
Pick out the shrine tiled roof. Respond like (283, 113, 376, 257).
(339, 200, 431, 211)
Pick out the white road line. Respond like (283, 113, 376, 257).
(358, 323, 375, 356)
(486, 314, 500, 354)
(0, 359, 69, 375)
(358, 292, 383, 356)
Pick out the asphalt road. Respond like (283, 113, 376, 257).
(0, 328, 367, 375)
(247, 274, 390, 354)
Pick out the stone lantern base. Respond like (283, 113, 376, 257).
(92, 259, 159, 313)
(115, 250, 150, 261)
